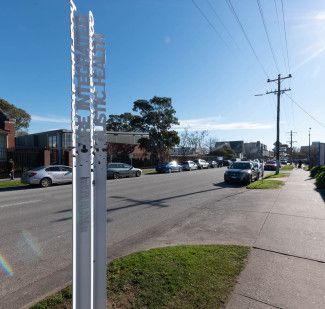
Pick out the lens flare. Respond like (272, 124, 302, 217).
(0, 254, 13, 278)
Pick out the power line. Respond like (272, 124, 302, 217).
(205, 0, 239, 50)
(273, 0, 289, 73)
(280, 0, 291, 73)
(256, 0, 280, 73)
(284, 93, 325, 129)
(191, 0, 229, 47)
(225, 0, 269, 78)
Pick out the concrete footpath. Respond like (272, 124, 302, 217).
(227, 169, 325, 309)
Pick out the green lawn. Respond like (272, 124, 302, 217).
(263, 172, 289, 179)
(247, 179, 284, 189)
(0, 179, 27, 189)
(142, 168, 157, 175)
(280, 165, 294, 171)
(31, 245, 250, 309)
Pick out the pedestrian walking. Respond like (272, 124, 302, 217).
(8, 159, 15, 180)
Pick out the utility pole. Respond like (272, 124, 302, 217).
(286, 130, 297, 164)
(309, 127, 311, 166)
(265, 74, 292, 174)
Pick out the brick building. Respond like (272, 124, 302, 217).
(0, 109, 16, 161)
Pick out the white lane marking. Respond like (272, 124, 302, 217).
(0, 200, 42, 209)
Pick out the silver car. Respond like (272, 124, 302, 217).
(107, 163, 142, 179)
(21, 165, 72, 187)
(180, 160, 198, 171)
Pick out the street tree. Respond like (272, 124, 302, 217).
(106, 96, 180, 163)
(178, 128, 193, 156)
(0, 98, 31, 132)
(106, 113, 142, 132)
(210, 144, 236, 159)
(188, 130, 209, 155)
(133, 97, 179, 162)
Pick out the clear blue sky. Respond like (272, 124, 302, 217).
(1, 0, 325, 149)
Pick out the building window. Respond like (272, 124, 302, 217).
(48, 135, 57, 148)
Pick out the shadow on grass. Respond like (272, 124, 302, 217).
(0, 185, 37, 192)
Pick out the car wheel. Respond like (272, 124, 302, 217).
(40, 177, 52, 188)
(246, 176, 252, 185)
(113, 173, 119, 179)
(168, 168, 172, 173)
(135, 171, 141, 177)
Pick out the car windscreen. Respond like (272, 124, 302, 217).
(230, 163, 251, 170)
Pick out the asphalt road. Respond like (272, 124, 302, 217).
(0, 167, 252, 308)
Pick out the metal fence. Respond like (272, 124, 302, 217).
(0, 149, 44, 178)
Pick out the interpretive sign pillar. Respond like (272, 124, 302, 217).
(70, 1, 107, 308)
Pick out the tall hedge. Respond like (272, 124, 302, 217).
(316, 171, 325, 189)
(310, 166, 325, 178)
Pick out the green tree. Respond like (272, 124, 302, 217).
(210, 144, 236, 159)
(106, 96, 180, 163)
(0, 98, 31, 131)
(106, 112, 143, 132)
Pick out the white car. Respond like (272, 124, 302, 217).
(193, 159, 209, 169)
(21, 165, 72, 187)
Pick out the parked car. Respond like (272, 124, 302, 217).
(181, 161, 198, 171)
(156, 161, 182, 173)
(21, 165, 72, 188)
(107, 163, 142, 179)
(280, 159, 288, 165)
(224, 161, 259, 184)
(193, 159, 209, 169)
(252, 161, 263, 179)
(264, 160, 277, 171)
(222, 160, 232, 167)
(216, 159, 223, 167)
(208, 160, 217, 168)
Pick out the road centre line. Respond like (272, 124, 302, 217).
(0, 200, 42, 209)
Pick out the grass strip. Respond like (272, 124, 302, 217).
(247, 179, 284, 189)
(280, 165, 294, 171)
(142, 168, 157, 175)
(263, 172, 289, 179)
(0, 179, 27, 189)
(31, 245, 250, 309)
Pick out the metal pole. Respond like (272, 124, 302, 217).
(309, 127, 311, 166)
